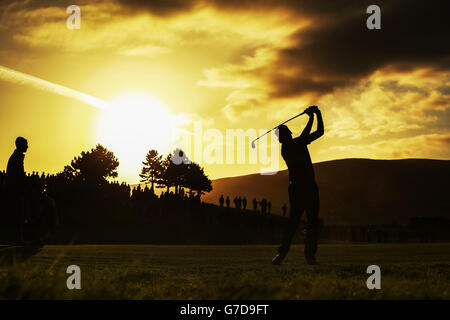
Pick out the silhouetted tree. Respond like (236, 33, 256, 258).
(63, 144, 119, 187)
(184, 162, 212, 198)
(160, 149, 189, 193)
(139, 149, 163, 191)
(158, 155, 172, 192)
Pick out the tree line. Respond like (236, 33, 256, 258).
(139, 148, 212, 196)
(58, 144, 212, 198)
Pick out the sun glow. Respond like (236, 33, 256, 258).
(97, 93, 175, 183)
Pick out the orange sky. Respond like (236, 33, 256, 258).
(0, 0, 449, 183)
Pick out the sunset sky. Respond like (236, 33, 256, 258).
(0, 0, 449, 183)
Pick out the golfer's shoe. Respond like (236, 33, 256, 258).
(271, 252, 286, 265)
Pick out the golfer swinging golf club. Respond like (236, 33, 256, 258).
(272, 105, 324, 265)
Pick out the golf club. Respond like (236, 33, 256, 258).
(251, 111, 306, 148)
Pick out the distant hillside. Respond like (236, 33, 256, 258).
(203, 159, 450, 225)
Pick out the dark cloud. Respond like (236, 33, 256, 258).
(117, 0, 363, 16)
(116, 0, 198, 16)
(1, 0, 448, 99)
(427, 133, 450, 145)
(0, 0, 85, 12)
(116, 0, 449, 97)
(268, 0, 450, 97)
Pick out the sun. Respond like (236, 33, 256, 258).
(96, 93, 175, 182)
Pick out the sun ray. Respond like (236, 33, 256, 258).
(0, 65, 108, 109)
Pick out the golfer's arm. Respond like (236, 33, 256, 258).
(309, 110, 324, 141)
(300, 114, 314, 138)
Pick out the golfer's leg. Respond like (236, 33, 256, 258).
(278, 186, 304, 255)
(278, 210, 302, 255)
(305, 188, 319, 262)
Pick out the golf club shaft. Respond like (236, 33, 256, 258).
(277, 111, 305, 128)
(252, 111, 305, 146)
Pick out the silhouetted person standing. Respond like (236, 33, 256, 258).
(6, 137, 29, 244)
(272, 106, 324, 265)
(252, 198, 258, 211)
(242, 197, 247, 210)
(219, 195, 224, 207)
(260, 199, 267, 215)
(226, 196, 230, 208)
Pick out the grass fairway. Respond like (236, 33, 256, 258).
(1, 243, 449, 299)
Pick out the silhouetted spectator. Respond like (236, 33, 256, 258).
(237, 196, 242, 210)
(260, 199, 267, 215)
(180, 188, 185, 198)
(226, 196, 230, 208)
(219, 195, 224, 207)
(7, 137, 27, 193)
(6, 137, 28, 243)
(282, 204, 287, 217)
(253, 198, 258, 211)
(242, 197, 247, 210)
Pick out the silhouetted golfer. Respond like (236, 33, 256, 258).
(272, 106, 324, 265)
(219, 195, 224, 207)
(6, 137, 29, 244)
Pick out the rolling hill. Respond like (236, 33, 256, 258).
(203, 159, 450, 225)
